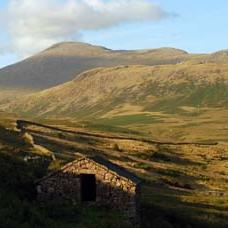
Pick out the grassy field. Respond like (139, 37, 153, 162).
(0, 117, 227, 227)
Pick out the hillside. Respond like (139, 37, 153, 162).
(1, 42, 228, 108)
(1, 42, 228, 94)
(5, 63, 228, 114)
(0, 117, 227, 227)
(207, 50, 228, 63)
(0, 42, 189, 92)
(2, 63, 228, 142)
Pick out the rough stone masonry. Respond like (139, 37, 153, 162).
(37, 155, 141, 225)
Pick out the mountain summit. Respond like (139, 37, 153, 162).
(0, 42, 189, 90)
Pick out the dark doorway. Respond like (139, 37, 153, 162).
(80, 174, 96, 201)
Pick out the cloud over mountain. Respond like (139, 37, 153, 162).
(2, 0, 169, 57)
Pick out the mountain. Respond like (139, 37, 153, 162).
(1, 42, 228, 141)
(1, 41, 227, 96)
(1, 42, 228, 93)
(0, 42, 189, 91)
(207, 50, 228, 63)
(4, 63, 228, 117)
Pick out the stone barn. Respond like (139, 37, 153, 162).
(36, 156, 141, 223)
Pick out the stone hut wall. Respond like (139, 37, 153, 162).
(37, 158, 140, 222)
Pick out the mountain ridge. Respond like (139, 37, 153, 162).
(0, 42, 227, 94)
(0, 42, 196, 92)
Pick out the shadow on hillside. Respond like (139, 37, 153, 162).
(153, 144, 203, 166)
(26, 128, 105, 146)
(141, 183, 228, 228)
(0, 125, 27, 147)
(131, 145, 202, 167)
(30, 133, 99, 155)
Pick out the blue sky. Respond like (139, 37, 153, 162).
(82, 0, 228, 52)
(0, 0, 228, 68)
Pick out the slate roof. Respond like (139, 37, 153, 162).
(37, 155, 141, 184)
(87, 156, 142, 184)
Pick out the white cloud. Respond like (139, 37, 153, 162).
(3, 0, 170, 57)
